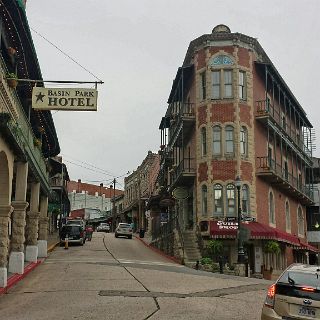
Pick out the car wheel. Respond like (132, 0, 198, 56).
(115, 234, 118, 238)
(128, 235, 132, 239)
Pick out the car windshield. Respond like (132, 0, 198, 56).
(278, 271, 320, 288)
(118, 224, 131, 228)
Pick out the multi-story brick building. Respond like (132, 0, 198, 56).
(155, 25, 316, 276)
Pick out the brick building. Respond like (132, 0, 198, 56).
(155, 25, 316, 276)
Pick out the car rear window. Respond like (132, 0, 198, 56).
(119, 224, 131, 228)
(61, 226, 81, 235)
(277, 271, 320, 301)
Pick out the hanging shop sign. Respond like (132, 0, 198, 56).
(32, 87, 98, 111)
(172, 187, 189, 200)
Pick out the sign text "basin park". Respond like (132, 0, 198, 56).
(32, 87, 98, 111)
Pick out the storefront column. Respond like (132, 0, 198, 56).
(9, 162, 29, 274)
(37, 196, 48, 258)
(0, 205, 13, 287)
(25, 182, 40, 262)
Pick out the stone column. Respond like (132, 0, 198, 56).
(37, 196, 48, 258)
(9, 162, 29, 274)
(25, 182, 40, 262)
(0, 205, 13, 287)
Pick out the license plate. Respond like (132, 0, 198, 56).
(298, 306, 316, 318)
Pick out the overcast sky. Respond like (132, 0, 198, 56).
(26, 0, 320, 188)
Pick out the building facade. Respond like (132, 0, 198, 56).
(0, 0, 60, 287)
(155, 25, 316, 276)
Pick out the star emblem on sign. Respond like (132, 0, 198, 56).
(35, 92, 46, 103)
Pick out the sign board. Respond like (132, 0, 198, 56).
(32, 87, 98, 111)
(172, 187, 189, 200)
(160, 212, 168, 223)
(217, 221, 238, 230)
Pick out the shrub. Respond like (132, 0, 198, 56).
(200, 257, 213, 265)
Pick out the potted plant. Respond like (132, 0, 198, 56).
(262, 240, 281, 280)
(7, 72, 18, 88)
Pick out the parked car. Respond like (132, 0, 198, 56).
(97, 223, 110, 233)
(60, 225, 86, 246)
(115, 223, 133, 239)
(261, 263, 320, 320)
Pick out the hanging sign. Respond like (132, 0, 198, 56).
(172, 187, 189, 200)
(32, 87, 98, 111)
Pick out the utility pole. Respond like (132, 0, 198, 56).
(110, 178, 116, 232)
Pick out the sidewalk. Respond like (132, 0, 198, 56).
(0, 232, 60, 295)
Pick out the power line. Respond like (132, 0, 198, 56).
(30, 26, 103, 82)
(63, 159, 114, 177)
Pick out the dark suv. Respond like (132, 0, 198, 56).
(60, 225, 85, 246)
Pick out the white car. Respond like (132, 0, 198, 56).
(115, 223, 133, 239)
(97, 223, 110, 233)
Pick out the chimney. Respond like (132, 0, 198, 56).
(77, 179, 81, 193)
(99, 183, 103, 195)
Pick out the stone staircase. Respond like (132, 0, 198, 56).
(181, 230, 202, 266)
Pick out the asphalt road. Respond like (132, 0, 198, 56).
(0, 232, 270, 320)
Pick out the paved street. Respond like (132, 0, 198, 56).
(0, 233, 270, 320)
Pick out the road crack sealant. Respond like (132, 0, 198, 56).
(102, 236, 160, 319)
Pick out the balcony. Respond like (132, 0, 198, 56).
(169, 158, 196, 190)
(168, 102, 195, 147)
(256, 156, 313, 205)
(255, 100, 312, 157)
(0, 62, 49, 192)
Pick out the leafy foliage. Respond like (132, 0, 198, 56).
(264, 240, 281, 254)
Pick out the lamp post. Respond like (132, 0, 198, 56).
(235, 176, 245, 264)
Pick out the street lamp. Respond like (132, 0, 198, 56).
(235, 176, 245, 264)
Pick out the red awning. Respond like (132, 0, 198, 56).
(297, 241, 319, 253)
(210, 221, 301, 246)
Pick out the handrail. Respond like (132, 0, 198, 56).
(195, 224, 205, 255)
(174, 213, 185, 263)
(256, 100, 312, 157)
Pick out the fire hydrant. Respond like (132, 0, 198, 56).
(64, 234, 69, 250)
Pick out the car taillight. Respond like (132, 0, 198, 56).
(302, 287, 315, 292)
(264, 284, 276, 308)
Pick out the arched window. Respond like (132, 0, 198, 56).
(213, 126, 221, 155)
(240, 126, 248, 156)
(226, 184, 235, 216)
(201, 185, 208, 216)
(225, 126, 234, 154)
(201, 127, 207, 156)
(242, 185, 249, 215)
(297, 206, 304, 236)
(285, 201, 291, 231)
(213, 184, 223, 216)
(269, 191, 275, 224)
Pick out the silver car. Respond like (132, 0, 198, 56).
(115, 223, 133, 239)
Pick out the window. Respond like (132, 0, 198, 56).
(242, 185, 249, 215)
(225, 126, 234, 154)
(212, 126, 221, 155)
(226, 184, 235, 216)
(284, 161, 288, 181)
(213, 184, 223, 215)
(224, 70, 232, 98)
(298, 206, 304, 236)
(212, 71, 220, 99)
(239, 71, 246, 99)
(281, 114, 286, 131)
(202, 185, 208, 216)
(201, 127, 207, 156)
(200, 71, 206, 100)
(240, 126, 248, 156)
(269, 191, 275, 224)
(285, 201, 291, 231)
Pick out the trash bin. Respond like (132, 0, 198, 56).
(139, 228, 145, 238)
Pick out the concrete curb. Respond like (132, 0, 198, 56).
(134, 235, 183, 265)
(0, 260, 43, 295)
(0, 241, 59, 295)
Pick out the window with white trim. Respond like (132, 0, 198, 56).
(269, 191, 275, 224)
(201, 127, 207, 156)
(225, 126, 234, 154)
(226, 184, 235, 216)
(285, 201, 291, 231)
(212, 126, 221, 155)
(242, 185, 249, 215)
(297, 206, 304, 236)
(202, 185, 208, 216)
(213, 184, 223, 215)
(240, 126, 248, 156)
(239, 70, 246, 100)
